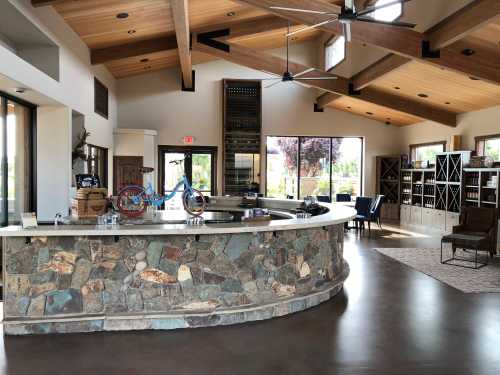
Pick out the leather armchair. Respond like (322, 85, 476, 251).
(453, 206, 499, 258)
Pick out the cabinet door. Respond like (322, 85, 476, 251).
(422, 208, 434, 226)
(410, 207, 422, 226)
(433, 210, 446, 232)
(446, 212, 460, 234)
(400, 206, 410, 225)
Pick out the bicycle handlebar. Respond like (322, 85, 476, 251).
(169, 159, 185, 165)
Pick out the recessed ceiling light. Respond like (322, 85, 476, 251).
(116, 12, 129, 19)
(128, 29, 136, 34)
(418, 93, 429, 98)
(394, 86, 400, 90)
(461, 48, 475, 56)
(366, 112, 373, 115)
(469, 76, 480, 81)
(226, 11, 236, 17)
(347, 106, 351, 109)
(385, 121, 391, 125)
(14, 87, 27, 94)
(445, 102, 451, 105)
(140, 58, 149, 63)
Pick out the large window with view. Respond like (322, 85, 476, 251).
(325, 36, 346, 71)
(476, 135, 500, 164)
(266, 136, 363, 200)
(410, 142, 445, 165)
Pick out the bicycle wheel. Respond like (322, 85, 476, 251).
(117, 186, 146, 217)
(182, 189, 207, 217)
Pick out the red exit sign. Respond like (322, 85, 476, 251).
(183, 136, 194, 145)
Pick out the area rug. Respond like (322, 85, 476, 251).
(374, 247, 500, 293)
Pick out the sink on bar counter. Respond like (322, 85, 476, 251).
(0, 198, 355, 335)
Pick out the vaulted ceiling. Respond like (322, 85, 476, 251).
(32, 0, 500, 127)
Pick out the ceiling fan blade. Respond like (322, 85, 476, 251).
(357, 0, 412, 17)
(261, 78, 282, 81)
(286, 17, 338, 37)
(293, 68, 316, 78)
(269, 6, 337, 16)
(260, 70, 281, 77)
(295, 77, 338, 80)
(343, 23, 352, 42)
(356, 17, 416, 28)
(293, 81, 312, 89)
(265, 80, 283, 89)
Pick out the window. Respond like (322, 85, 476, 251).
(94, 78, 109, 119)
(159, 146, 217, 209)
(476, 135, 500, 163)
(266, 136, 363, 200)
(85, 144, 108, 188)
(371, 0, 402, 21)
(410, 142, 446, 165)
(325, 36, 346, 71)
(0, 93, 36, 226)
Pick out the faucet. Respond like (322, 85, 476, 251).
(54, 213, 63, 226)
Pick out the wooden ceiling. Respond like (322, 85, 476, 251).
(37, 0, 500, 127)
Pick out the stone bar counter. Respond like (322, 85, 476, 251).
(0, 198, 355, 335)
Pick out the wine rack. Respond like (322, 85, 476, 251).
(464, 168, 500, 210)
(222, 80, 262, 196)
(400, 168, 435, 209)
(376, 156, 402, 220)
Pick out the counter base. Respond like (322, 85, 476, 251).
(4, 266, 347, 335)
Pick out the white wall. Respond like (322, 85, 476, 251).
(117, 42, 401, 197)
(37, 107, 72, 221)
(0, 0, 118, 219)
(398, 106, 500, 153)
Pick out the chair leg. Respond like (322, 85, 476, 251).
(368, 221, 371, 236)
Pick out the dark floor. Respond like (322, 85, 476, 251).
(2, 226, 500, 375)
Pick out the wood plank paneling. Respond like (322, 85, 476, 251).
(371, 61, 500, 114)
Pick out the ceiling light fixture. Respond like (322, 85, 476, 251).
(14, 87, 27, 94)
(140, 58, 149, 63)
(128, 29, 136, 34)
(226, 11, 236, 17)
(417, 93, 428, 98)
(469, 76, 480, 81)
(117, 12, 129, 19)
(366, 112, 373, 115)
(394, 86, 400, 90)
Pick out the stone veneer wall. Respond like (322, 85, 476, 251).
(3, 225, 348, 335)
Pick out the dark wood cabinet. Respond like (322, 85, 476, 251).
(222, 79, 262, 196)
(113, 156, 143, 195)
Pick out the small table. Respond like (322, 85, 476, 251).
(441, 233, 489, 269)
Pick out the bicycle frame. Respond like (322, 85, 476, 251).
(132, 174, 195, 207)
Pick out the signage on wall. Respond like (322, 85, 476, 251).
(183, 136, 195, 145)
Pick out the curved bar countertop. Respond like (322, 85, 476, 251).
(0, 200, 356, 237)
(1, 199, 355, 335)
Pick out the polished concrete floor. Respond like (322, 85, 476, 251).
(1, 225, 500, 375)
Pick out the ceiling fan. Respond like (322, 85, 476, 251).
(261, 24, 338, 89)
(271, 0, 416, 42)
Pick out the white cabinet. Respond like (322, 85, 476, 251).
(433, 210, 446, 232)
(410, 206, 422, 226)
(445, 212, 460, 234)
(422, 208, 434, 226)
(400, 205, 411, 226)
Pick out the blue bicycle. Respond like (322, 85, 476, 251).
(117, 159, 207, 217)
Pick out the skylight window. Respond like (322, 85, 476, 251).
(325, 35, 346, 71)
(372, 0, 402, 22)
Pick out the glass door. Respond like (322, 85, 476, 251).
(159, 146, 217, 209)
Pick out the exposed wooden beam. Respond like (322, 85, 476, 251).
(170, 0, 193, 89)
(352, 54, 410, 91)
(426, 0, 500, 51)
(91, 16, 291, 65)
(192, 37, 457, 126)
(316, 92, 342, 109)
(237, 0, 500, 85)
(31, 0, 69, 6)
